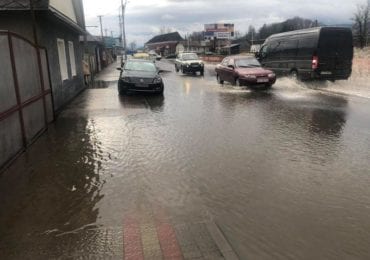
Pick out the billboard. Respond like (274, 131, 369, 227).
(204, 24, 234, 39)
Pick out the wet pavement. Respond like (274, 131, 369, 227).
(1, 60, 370, 259)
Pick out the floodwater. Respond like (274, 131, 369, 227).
(1, 61, 370, 259)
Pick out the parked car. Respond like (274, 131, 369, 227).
(133, 52, 152, 60)
(255, 27, 353, 81)
(215, 56, 276, 90)
(175, 52, 204, 75)
(148, 50, 162, 61)
(117, 59, 164, 95)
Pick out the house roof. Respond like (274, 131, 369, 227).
(146, 32, 184, 44)
(79, 34, 103, 43)
(0, 0, 86, 34)
(0, 0, 49, 10)
(221, 44, 241, 49)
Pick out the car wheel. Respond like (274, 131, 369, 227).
(157, 85, 164, 95)
(217, 74, 224, 84)
(181, 66, 185, 74)
(259, 84, 272, 91)
(200, 70, 204, 76)
(290, 70, 299, 81)
(119, 88, 128, 95)
(118, 82, 128, 95)
(175, 65, 179, 72)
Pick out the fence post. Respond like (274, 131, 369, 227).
(7, 33, 27, 148)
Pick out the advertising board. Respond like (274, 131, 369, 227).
(204, 24, 234, 39)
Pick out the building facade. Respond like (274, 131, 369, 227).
(145, 32, 185, 57)
(0, 0, 86, 112)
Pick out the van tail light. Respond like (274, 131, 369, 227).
(312, 56, 319, 70)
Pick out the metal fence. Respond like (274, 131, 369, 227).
(0, 30, 54, 170)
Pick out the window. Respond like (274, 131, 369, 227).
(182, 53, 198, 60)
(221, 58, 229, 66)
(268, 41, 281, 58)
(298, 37, 317, 56)
(124, 61, 157, 72)
(68, 41, 76, 77)
(278, 40, 298, 57)
(57, 39, 68, 81)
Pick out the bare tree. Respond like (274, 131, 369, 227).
(159, 26, 173, 35)
(234, 30, 243, 39)
(353, 4, 370, 48)
(246, 26, 257, 42)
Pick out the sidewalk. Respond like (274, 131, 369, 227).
(94, 59, 121, 82)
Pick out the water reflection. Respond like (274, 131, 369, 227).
(119, 94, 165, 112)
(0, 116, 105, 258)
(89, 80, 116, 89)
(217, 89, 348, 138)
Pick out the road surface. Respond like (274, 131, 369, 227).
(1, 60, 370, 259)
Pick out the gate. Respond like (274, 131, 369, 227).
(0, 31, 54, 170)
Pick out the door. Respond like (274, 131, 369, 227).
(318, 29, 353, 78)
(217, 58, 229, 81)
(225, 59, 236, 83)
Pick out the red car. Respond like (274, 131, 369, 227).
(215, 56, 276, 89)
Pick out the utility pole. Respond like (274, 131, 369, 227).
(121, 0, 128, 60)
(98, 15, 104, 40)
(118, 7, 122, 39)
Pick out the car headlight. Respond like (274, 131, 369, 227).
(121, 77, 131, 82)
(268, 73, 276, 78)
(153, 77, 162, 84)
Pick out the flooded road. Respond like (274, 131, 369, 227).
(1, 60, 370, 259)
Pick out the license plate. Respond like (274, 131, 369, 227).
(257, 78, 269, 83)
(136, 83, 147, 88)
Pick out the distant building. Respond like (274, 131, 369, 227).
(249, 39, 266, 53)
(80, 34, 105, 77)
(145, 32, 184, 57)
(184, 40, 211, 54)
(0, 0, 86, 112)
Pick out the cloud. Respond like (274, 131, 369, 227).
(161, 14, 175, 20)
(84, 0, 364, 46)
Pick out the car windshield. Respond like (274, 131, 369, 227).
(182, 53, 199, 60)
(124, 61, 156, 72)
(235, 58, 261, 68)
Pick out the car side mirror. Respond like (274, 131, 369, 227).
(116, 67, 122, 71)
(228, 65, 235, 69)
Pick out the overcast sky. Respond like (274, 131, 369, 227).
(83, 0, 367, 46)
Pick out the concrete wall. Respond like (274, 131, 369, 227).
(0, 11, 85, 111)
(37, 13, 85, 111)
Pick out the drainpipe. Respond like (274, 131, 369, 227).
(29, 0, 38, 45)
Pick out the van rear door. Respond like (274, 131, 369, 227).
(317, 28, 353, 79)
